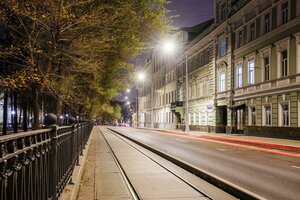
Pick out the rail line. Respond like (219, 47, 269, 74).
(100, 127, 215, 200)
(98, 128, 140, 200)
(107, 127, 267, 200)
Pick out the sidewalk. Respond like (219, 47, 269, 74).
(138, 127, 300, 152)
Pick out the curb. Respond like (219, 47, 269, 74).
(140, 127, 300, 152)
(109, 128, 266, 200)
(200, 135, 300, 152)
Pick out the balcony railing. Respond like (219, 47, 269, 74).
(171, 101, 183, 110)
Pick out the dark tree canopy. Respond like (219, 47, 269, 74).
(0, 0, 170, 127)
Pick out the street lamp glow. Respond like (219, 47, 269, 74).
(126, 89, 130, 93)
(137, 72, 145, 81)
(125, 96, 128, 100)
(127, 101, 131, 105)
(162, 39, 176, 54)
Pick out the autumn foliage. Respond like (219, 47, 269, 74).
(0, 0, 169, 129)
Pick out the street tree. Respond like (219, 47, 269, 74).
(0, 0, 169, 129)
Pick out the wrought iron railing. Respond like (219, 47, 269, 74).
(0, 122, 93, 200)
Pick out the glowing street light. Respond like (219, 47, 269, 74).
(126, 89, 131, 93)
(162, 39, 176, 54)
(161, 39, 189, 132)
(125, 96, 128, 100)
(137, 72, 145, 81)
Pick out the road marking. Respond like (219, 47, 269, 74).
(292, 166, 300, 169)
(176, 138, 186, 142)
(217, 148, 226, 151)
(157, 131, 300, 158)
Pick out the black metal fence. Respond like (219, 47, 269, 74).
(0, 122, 93, 200)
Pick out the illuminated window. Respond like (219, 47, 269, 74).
(220, 72, 226, 92)
(248, 60, 255, 85)
(237, 64, 242, 88)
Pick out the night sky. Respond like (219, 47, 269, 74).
(166, 0, 214, 28)
(121, 0, 214, 100)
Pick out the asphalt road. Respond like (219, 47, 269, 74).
(109, 127, 300, 200)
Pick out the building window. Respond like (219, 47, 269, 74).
(237, 30, 243, 48)
(237, 64, 242, 88)
(179, 89, 183, 101)
(298, 101, 300, 127)
(220, 72, 226, 92)
(248, 60, 255, 85)
(281, 1, 289, 24)
(263, 105, 272, 126)
(220, 3, 226, 20)
(198, 112, 201, 125)
(264, 57, 270, 81)
(249, 106, 256, 125)
(280, 103, 289, 126)
(194, 84, 197, 98)
(250, 23, 255, 41)
(281, 50, 288, 77)
(264, 13, 271, 33)
(219, 39, 227, 57)
(206, 80, 210, 96)
(200, 82, 204, 96)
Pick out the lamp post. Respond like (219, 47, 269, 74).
(183, 52, 189, 132)
(162, 40, 189, 132)
(137, 71, 154, 128)
(137, 72, 154, 128)
(136, 89, 138, 127)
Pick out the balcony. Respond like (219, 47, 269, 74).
(171, 101, 183, 111)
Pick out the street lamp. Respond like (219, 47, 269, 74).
(162, 40, 189, 132)
(137, 71, 155, 128)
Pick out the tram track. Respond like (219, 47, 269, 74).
(107, 127, 267, 200)
(98, 127, 140, 200)
(102, 127, 214, 200)
(98, 126, 246, 200)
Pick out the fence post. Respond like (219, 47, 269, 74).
(76, 123, 80, 166)
(80, 123, 84, 155)
(49, 125, 58, 200)
(45, 113, 58, 200)
(69, 117, 76, 184)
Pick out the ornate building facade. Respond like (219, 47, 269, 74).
(138, 0, 300, 139)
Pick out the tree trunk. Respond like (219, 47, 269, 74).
(55, 98, 63, 125)
(23, 101, 28, 132)
(13, 92, 18, 133)
(32, 88, 40, 130)
(2, 92, 8, 135)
